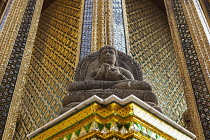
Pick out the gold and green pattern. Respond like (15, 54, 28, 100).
(30, 102, 194, 140)
(57, 121, 167, 140)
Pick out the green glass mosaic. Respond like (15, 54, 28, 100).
(59, 121, 166, 140)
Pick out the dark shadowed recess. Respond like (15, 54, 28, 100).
(41, 0, 166, 14)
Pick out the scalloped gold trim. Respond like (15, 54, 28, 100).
(31, 103, 185, 140)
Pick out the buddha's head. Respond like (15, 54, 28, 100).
(98, 45, 118, 66)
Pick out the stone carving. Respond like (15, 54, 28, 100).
(60, 46, 161, 114)
(85, 46, 134, 81)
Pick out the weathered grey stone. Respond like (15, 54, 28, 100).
(60, 89, 161, 114)
(60, 46, 162, 114)
(68, 80, 152, 91)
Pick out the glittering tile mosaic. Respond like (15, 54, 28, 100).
(113, 0, 127, 53)
(29, 101, 194, 140)
(125, 0, 187, 127)
(12, 0, 82, 139)
(3, 0, 209, 139)
(0, 0, 37, 139)
(171, 0, 210, 138)
(80, 0, 94, 59)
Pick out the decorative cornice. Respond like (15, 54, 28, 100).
(28, 95, 195, 140)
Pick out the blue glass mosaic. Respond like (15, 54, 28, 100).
(80, 0, 93, 59)
(113, 0, 127, 53)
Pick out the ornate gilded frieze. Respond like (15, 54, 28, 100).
(29, 101, 195, 140)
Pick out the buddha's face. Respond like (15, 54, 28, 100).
(100, 48, 116, 65)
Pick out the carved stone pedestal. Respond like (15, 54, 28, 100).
(27, 95, 195, 140)
(60, 89, 161, 114)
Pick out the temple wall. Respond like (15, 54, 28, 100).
(1, 0, 209, 139)
(13, 0, 82, 139)
(13, 0, 189, 139)
(14, 0, 187, 139)
(125, 0, 187, 126)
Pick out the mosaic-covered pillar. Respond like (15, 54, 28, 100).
(1, 0, 209, 139)
(0, 0, 27, 83)
(165, 0, 210, 139)
(80, 0, 129, 58)
(0, 0, 44, 139)
(10, 0, 83, 139)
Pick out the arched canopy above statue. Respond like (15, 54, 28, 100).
(74, 50, 143, 81)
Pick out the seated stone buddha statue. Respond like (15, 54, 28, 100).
(85, 46, 134, 81)
(60, 45, 161, 114)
